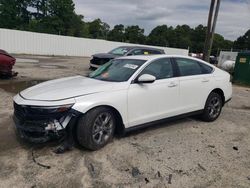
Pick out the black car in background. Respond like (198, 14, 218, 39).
(89, 46, 165, 69)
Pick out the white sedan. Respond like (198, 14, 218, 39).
(13, 55, 232, 150)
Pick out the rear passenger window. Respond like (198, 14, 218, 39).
(140, 58, 173, 80)
(148, 50, 162, 54)
(175, 58, 202, 76)
(131, 49, 162, 55)
(131, 49, 144, 55)
(142, 50, 150, 55)
(199, 63, 213, 74)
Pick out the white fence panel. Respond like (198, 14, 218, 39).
(0, 28, 188, 57)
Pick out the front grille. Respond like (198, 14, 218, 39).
(13, 102, 73, 143)
(91, 57, 111, 65)
(13, 102, 67, 121)
(14, 102, 26, 121)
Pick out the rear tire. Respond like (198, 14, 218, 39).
(76, 107, 115, 150)
(201, 92, 223, 122)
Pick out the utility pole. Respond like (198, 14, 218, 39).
(203, 0, 221, 62)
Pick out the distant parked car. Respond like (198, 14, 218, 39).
(89, 46, 165, 69)
(209, 56, 218, 65)
(0, 49, 17, 78)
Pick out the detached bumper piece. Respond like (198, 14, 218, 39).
(13, 102, 79, 143)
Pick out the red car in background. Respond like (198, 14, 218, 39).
(0, 49, 17, 78)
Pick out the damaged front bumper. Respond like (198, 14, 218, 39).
(13, 102, 80, 143)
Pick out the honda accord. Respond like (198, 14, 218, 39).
(13, 55, 232, 150)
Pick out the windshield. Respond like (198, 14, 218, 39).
(89, 59, 146, 82)
(108, 47, 130, 56)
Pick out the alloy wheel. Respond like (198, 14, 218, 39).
(208, 96, 221, 119)
(92, 112, 114, 145)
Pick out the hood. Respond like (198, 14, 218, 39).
(0, 50, 16, 66)
(20, 76, 119, 101)
(93, 53, 119, 59)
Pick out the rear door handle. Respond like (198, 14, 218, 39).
(168, 82, 178, 88)
(202, 78, 209, 83)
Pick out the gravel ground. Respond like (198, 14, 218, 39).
(0, 55, 250, 188)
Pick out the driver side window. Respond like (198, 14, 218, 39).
(140, 58, 173, 80)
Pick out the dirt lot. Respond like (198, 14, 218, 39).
(0, 55, 250, 188)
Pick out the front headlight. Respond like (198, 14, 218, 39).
(30, 104, 74, 114)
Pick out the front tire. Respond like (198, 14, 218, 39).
(77, 107, 115, 150)
(201, 92, 223, 122)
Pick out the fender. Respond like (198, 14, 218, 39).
(72, 90, 129, 127)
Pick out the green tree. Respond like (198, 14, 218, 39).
(0, 1, 237, 53)
(45, 0, 76, 35)
(212, 33, 233, 55)
(190, 24, 207, 53)
(30, 0, 88, 37)
(29, 0, 48, 19)
(70, 15, 89, 37)
(108, 24, 125, 42)
(147, 24, 195, 50)
(173, 25, 192, 49)
(234, 29, 250, 50)
(88, 19, 110, 39)
(0, 0, 31, 29)
(146, 25, 169, 46)
(0, 0, 89, 37)
(88, 19, 103, 39)
(124, 25, 145, 44)
(147, 24, 233, 55)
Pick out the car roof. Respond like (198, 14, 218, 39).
(118, 46, 164, 52)
(117, 54, 181, 61)
(0, 49, 14, 58)
(117, 54, 212, 64)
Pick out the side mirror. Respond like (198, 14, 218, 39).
(137, 74, 156, 84)
(127, 53, 133, 56)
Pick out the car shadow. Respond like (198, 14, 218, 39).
(123, 116, 201, 138)
(11, 116, 202, 154)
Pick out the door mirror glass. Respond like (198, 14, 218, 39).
(137, 74, 156, 83)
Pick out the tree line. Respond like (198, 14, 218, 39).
(0, 0, 249, 55)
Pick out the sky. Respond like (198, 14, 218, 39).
(74, 0, 250, 41)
